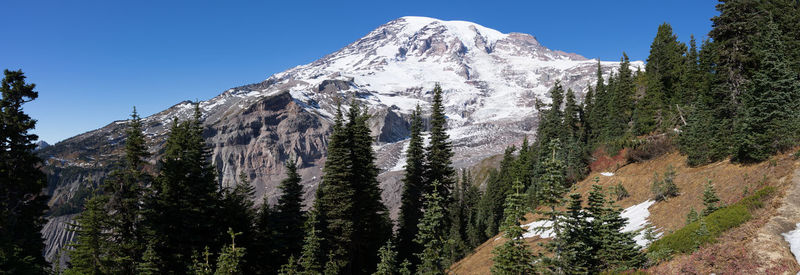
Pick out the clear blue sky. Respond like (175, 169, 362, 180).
(2, 0, 719, 143)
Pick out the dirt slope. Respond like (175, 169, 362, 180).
(450, 151, 800, 274)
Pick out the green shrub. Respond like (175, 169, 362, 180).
(647, 187, 774, 259)
(651, 165, 679, 201)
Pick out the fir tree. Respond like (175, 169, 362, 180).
(251, 196, 278, 274)
(0, 69, 49, 274)
(685, 208, 699, 225)
(397, 105, 426, 265)
(146, 105, 222, 273)
(218, 173, 256, 272)
(595, 201, 645, 272)
(103, 107, 151, 274)
(215, 228, 246, 275)
(425, 84, 456, 199)
(701, 181, 721, 216)
(414, 181, 447, 275)
(490, 180, 534, 275)
(275, 158, 306, 261)
(66, 192, 111, 275)
(137, 243, 160, 275)
(733, 21, 800, 162)
(297, 211, 323, 275)
(374, 241, 399, 275)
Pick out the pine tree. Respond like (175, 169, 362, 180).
(297, 211, 323, 275)
(215, 228, 246, 275)
(316, 101, 390, 274)
(701, 181, 721, 216)
(733, 21, 800, 162)
(103, 107, 151, 274)
(66, 191, 112, 275)
(0, 69, 49, 274)
(275, 158, 306, 261)
(374, 241, 399, 275)
(251, 196, 278, 274)
(479, 146, 516, 238)
(595, 201, 645, 272)
(146, 105, 223, 273)
(397, 105, 426, 265)
(425, 84, 456, 199)
(218, 173, 256, 272)
(490, 180, 534, 275)
(636, 23, 688, 135)
(414, 181, 447, 275)
(279, 256, 299, 275)
(686, 208, 699, 225)
(137, 243, 160, 275)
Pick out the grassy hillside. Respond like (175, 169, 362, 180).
(450, 150, 800, 274)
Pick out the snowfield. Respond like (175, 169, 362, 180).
(521, 200, 659, 247)
(782, 223, 800, 266)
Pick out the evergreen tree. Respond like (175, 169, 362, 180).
(733, 21, 800, 162)
(66, 192, 111, 275)
(103, 107, 151, 274)
(297, 211, 323, 275)
(595, 201, 645, 272)
(701, 181, 721, 216)
(251, 196, 278, 274)
(686, 208, 699, 225)
(275, 158, 306, 261)
(636, 23, 688, 135)
(137, 243, 160, 275)
(0, 69, 49, 274)
(215, 228, 246, 275)
(218, 173, 256, 272)
(414, 181, 447, 275)
(146, 105, 222, 273)
(425, 84, 456, 199)
(316, 101, 391, 274)
(490, 180, 534, 275)
(397, 105, 426, 265)
(478, 146, 517, 238)
(374, 241, 399, 275)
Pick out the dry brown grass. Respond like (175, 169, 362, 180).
(449, 150, 800, 275)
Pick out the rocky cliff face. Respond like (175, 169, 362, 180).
(38, 16, 643, 261)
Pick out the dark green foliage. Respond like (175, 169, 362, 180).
(477, 146, 516, 241)
(490, 180, 534, 275)
(636, 23, 688, 135)
(216, 228, 246, 275)
(0, 69, 49, 274)
(425, 84, 456, 199)
(701, 181, 721, 216)
(685, 208, 699, 225)
(397, 105, 426, 265)
(251, 196, 279, 274)
(297, 211, 323, 275)
(651, 166, 679, 201)
(218, 173, 256, 273)
(315, 101, 391, 274)
(137, 243, 160, 275)
(374, 241, 399, 275)
(648, 187, 775, 261)
(145, 106, 223, 273)
(66, 192, 111, 275)
(414, 181, 447, 275)
(275, 158, 306, 261)
(732, 21, 800, 162)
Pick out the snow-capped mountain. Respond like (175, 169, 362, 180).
(40, 16, 641, 261)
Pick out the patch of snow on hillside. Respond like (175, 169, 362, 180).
(521, 200, 658, 247)
(782, 223, 800, 266)
(621, 200, 657, 247)
(601, 172, 614, 176)
(521, 220, 553, 239)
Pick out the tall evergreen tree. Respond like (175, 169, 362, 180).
(218, 173, 256, 273)
(275, 158, 306, 261)
(0, 69, 49, 274)
(103, 107, 152, 274)
(397, 105, 426, 265)
(297, 211, 323, 275)
(414, 181, 447, 275)
(251, 196, 278, 274)
(490, 180, 534, 275)
(66, 192, 111, 275)
(733, 21, 800, 162)
(316, 100, 390, 274)
(145, 106, 222, 273)
(425, 84, 456, 200)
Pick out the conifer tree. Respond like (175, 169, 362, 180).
(146, 106, 222, 273)
(397, 105, 426, 265)
(275, 158, 306, 261)
(414, 181, 447, 275)
(490, 180, 534, 275)
(251, 196, 278, 274)
(733, 21, 800, 162)
(297, 211, 323, 275)
(66, 192, 112, 275)
(0, 69, 49, 274)
(686, 208, 699, 225)
(218, 173, 256, 272)
(216, 228, 246, 275)
(137, 243, 160, 275)
(374, 241, 399, 275)
(425, 84, 456, 199)
(103, 107, 151, 274)
(595, 201, 645, 272)
(701, 181, 721, 216)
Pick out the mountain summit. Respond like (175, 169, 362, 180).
(39, 16, 641, 261)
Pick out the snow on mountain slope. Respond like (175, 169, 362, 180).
(40, 16, 642, 262)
